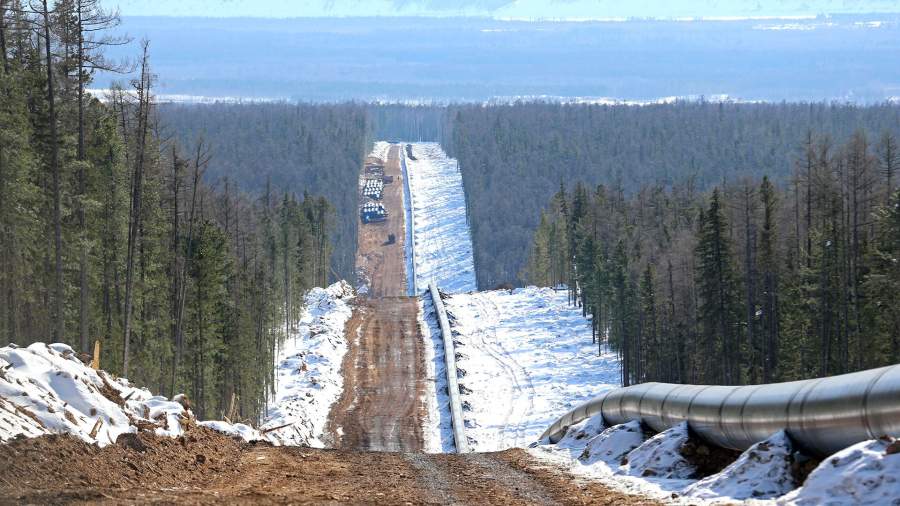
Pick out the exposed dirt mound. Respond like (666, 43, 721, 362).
(0, 436, 658, 505)
(0, 422, 245, 504)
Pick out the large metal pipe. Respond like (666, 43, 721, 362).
(540, 364, 900, 456)
(429, 283, 469, 453)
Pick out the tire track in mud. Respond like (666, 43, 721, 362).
(325, 297, 427, 452)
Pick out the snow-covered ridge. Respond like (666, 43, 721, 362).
(0, 343, 190, 446)
(405, 142, 477, 294)
(261, 280, 354, 447)
(443, 286, 620, 452)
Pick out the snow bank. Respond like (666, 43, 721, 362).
(624, 422, 695, 480)
(198, 420, 266, 442)
(581, 421, 646, 466)
(685, 431, 796, 501)
(444, 286, 620, 451)
(419, 292, 455, 453)
(780, 437, 900, 506)
(533, 417, 897, 504)
(556, 412, 607, 450)
(405, 142, 477, 294)
(0, 343, 188, 447)
(261, 281, 354, 447)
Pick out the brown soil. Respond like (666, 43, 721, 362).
(0, 422, 244, 505)
(0, 433, 660, 505)
(325, 296, 427, 452)
(357, 144, 408, 298)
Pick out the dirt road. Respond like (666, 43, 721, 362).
(325, 297, 427, 451)
(356, 145, 408, 298)
(0, 429, 660, 505)
(323, 142, 430, 452)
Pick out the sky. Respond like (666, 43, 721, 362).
(113, 0, 900, 19)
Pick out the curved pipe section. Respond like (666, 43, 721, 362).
(540, 364, 900, 456)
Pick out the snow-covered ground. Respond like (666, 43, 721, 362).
(261, 281, 354, 447)
(0, 342, 191, 446)
(532, 414, 900, 505)
(369, 140, 391, 165)
(404, 142, 477, 294)
(442, 287, 620, 452)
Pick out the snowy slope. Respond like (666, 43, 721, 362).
(262, 281, 354, 447)
(404, 143, 477, 294)
(443, 287, 620, 451)
(0, 343, 190, 446)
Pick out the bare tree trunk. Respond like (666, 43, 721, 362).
(40, 0, 65, 343)
(172, 142, 205, 394)
(0, 2, 9, 73)
(76, 0, 90, 353)
(743, 184, 756, 383)
(123, 42, 152, 377)
(169, 147, 181, 396)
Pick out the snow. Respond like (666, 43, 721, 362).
(780, 437, 900, 506)
(579, 420, 646, 466)
(532, 412, 899, 505)
(261, 281, 354, 447)
(369, 141, 391, 165)
(685, 431, 796, 501)
(0, 342, 188, 447)
(198, 420, 266, 442)
(442, 286, 620, 451)
(404, 143, 477, 294)
(530, 417, 794, 504)
(419, 292, 455, 453)
(623, 422, 695, 480)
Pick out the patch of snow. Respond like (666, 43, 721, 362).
(624, 422, 695, 480)
(369, 141, 391, 164)
(198, 420, 266, 442)
(405, 142, 477, 294)
(419, 292, 455, 453)
(0, 342, 188, 447)
(443, 286, 620, 451)
(556, 412, 608, 450)
(685, 430, 797, 501)
(779, 437, 900, 506)
(581, 421, 647, 467)
(261, 281, 354, 447)
(528, 444, 693, 503)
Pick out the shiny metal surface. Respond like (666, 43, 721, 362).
(429, 283, 469, 453)
(540, 364, 900, 456)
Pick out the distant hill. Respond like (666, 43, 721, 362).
(100, 15, 900, 103)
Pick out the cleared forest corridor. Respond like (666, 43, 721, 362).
(324, 143, 426, 452)
(0, 142, 654, 505)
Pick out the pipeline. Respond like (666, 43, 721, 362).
(540, 364, 900, 456)
(429, 282, 469, 453)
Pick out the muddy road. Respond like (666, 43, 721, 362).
(323, 142, 429, 452)
(325, 297, 427, 451)
(356, 144, 408, 298)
